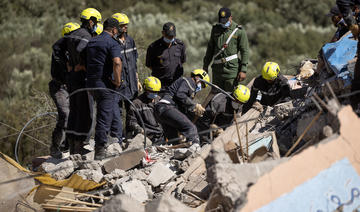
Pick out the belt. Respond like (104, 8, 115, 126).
(213, 54, 238, 64)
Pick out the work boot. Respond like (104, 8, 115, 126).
(72, 141, 89, 155)
(94, 144, 106, 160)
(49, 145, 62, 159)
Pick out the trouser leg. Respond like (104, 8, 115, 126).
(110, 94, 123, 143)
(155, 104, 199, 144)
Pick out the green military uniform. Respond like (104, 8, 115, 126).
(203, 21, 249, 92)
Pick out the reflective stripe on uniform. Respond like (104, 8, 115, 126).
(159, 99, 171, 104)
(182, 77, 195, 92)
(213, 54, 238, 64)
(261, 90, 281, 96)
(121, 47, 137, 54)
(65, 130, 90, 136)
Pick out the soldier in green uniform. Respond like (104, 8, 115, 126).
(203, 7, 249, 92)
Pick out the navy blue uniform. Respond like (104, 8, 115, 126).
(86, 32, 123, 145)
(65, 28, 93, 142)
(242, 74, 290, 114)
(49, 37, 70, 154)
(155, 77, 199, 144)
(146, 38, 186, 87)
(337, 0, 360, 112)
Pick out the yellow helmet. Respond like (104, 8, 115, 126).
(191, 69, 210, 87)
(233, 85, 251, 103)
(80, 8, 102, 22)
(111, 13, 130, 24)
(61, 22, 80, 37)
(144, 76, 161, 92)
(95, 23, 103, 35)
(261, 62, 280, 81)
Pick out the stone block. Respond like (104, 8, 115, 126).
(147, 163, 175, 187)
(104, 148, 145, 174)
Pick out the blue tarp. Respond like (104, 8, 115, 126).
(322, 33, 357, 86)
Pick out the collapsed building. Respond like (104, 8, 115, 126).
(1, 32, 360, 212)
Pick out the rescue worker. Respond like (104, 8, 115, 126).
(49, 22, 80, 158)
(155, 69, 210, 145)
(203, 7, 249, 92)
(111, 13, 141, 136)
(196, 84, 250, 144)
(327, 5, 349, 42)
(86, 18, 123, 160)
(242, 62, 291, 114)
(146, 22, 186, 88)
(65, 8, 101, 155)
(337, 0, 360, 114)
(127, 76, 164, 143)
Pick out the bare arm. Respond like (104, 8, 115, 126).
(111, 57, 122, 88)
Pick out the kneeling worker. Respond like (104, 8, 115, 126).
(155, 69, 210, 144)
(127, 76, 164, 143)
(242, 62, 290, 114)
(197, 84, 250, 143)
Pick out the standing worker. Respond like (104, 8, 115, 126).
(203, 7, 249, 92)
(86, 18, 123, 160)
(327, 5, 349, 42)
(127, 76, 164, 143)
(112, 13, 141, 136)
(155, 69, 210, 145)
(196, 85, 250, 144)
(49, 22, 80, 158)
(146, 22, 186, 88)
(242, 62, 291, 114)
(65, 8, 102, 155)
(336, 0, 360, 114)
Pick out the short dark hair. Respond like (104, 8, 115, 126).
(103, 18, 120, 31)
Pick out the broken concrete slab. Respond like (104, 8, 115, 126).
(96, 194, 145, 212)
(118, 180, 149, 203)
(238, 106, 360, 212)
(145, 195, 193, 212)
(127, 134, 152, 151)
(105, 142, 123, 158)
(39, 158, 74, 180)
(75, 169, 104, 183)
(273, 101, 294, 120)
(147, 162, 175, 187)
(104, 148, 145, 174)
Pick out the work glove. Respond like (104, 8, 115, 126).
(210, 124, 224, 137)
(137, 80, 143, 92)
(252, 101, 264, 113)
(193, 103, 205, 117)
(350, 24, 360, 40)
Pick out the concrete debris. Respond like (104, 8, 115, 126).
(145, 195, 193, 212)
(173, 148, 191, 160)
(296, 60, 315, 80)
(105, 142, 123, 158)
(103, 169, 126, 182)
(127, 134, 152, 151)
(39, 158, 74, 180)
(80, 160, 102, 171)
(96, 194, 145, 212)
(274, 101, 294, 120)
(147, 162, 175, 187)
(104, 148, 145, 173)
(118, 180, 149, 203)
(75, 169, 103, 183)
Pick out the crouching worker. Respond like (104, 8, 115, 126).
(242, 62, 290, 114)
(155, 69, 210, 145)
(127, 76, 164, 143)
(197, 84, 250, 144)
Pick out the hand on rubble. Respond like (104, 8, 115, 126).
(193, 104, 205, 117)
(252, 101, 264, 113)
(210, 124, 224, 137)
(350, 24, 360, 40)
(137, 80, 143, 92)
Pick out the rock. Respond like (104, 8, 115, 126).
(69, 154, 83, 169)
(206, 158, 288, 212)
(105, 142, 123, 158)
(104, 148, 145, 173)
(129, 169, 148, 181)
(145, 195, 193, 212)
(75, 169, 103, 183)
(96, 194, 145, 212)
(322, 125, 333, 138)
(39, 158, 74, 180)
(147, 163, 175, 187)
(127, 134, 152, 151)
(183, 175, 210, 200)
(173, 148, 191, 160)
(103, 169, 126, 182)
(118, 180, 149, 203)
(274, 101, 294, 120)
(80, 160, 102, 171)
